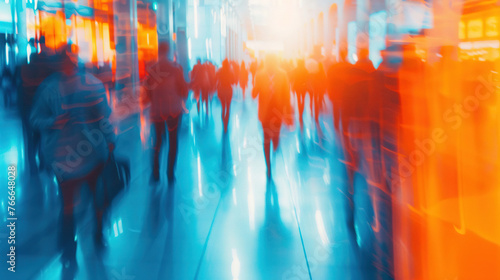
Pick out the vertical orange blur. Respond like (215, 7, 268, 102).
(40, 10, 67, 50)
(393, 42, 500, 279)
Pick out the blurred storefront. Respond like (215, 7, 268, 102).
(458, 4, 500, 61)
(301, 0, 433, 65)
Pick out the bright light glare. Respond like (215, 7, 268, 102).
(267, 3, 300, 39)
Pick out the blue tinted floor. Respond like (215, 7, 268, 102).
(0, 90, 393, 280)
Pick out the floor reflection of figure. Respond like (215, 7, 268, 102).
(256, 180, 292, 279)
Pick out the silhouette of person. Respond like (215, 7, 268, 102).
(339, 48, 376, 246)
(191, 58, 210, 115)
(290, 59, 310, 127)
(198, 64, 211, 116)
(372, 47, 400, 278)
(30, 45, 115, 280)
(206, 61, 217, 107)
(326, 49, 351, 133)
(20, 36, 63, 174)
(216, 59, 235, 133)
(144, 42, 188, 183)
(1, 69, 15, 108)
(311, 62, 327, 124)
(341, 48, 376, 185)
(252, 54, 293, 178)
(239, 61, 249, 99)
(231, 60, 240, 86)
(355, 48, 381, 188)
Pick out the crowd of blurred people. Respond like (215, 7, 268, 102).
(1, 33, 498, 279)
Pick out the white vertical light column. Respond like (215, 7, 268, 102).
(175, 0, 188, 77)
(356, 0, 370, 52)
(157, 0, 171, 45)
(15, 0, 26, 62)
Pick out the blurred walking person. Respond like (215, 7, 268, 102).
(2, 69, 15, 108)
(30, 46, 115, 280)
(339, 48, 376, 245)
(252, 54, 293, 178)
(250, 59, 258, 85)
(239, 61, 249, 99)
(20, 36, 63, 173)
(354, 48, 380, 188)
(375, 48, 401, 190)
(206, 61, 217, 108)
(231, 60, 240, 86)
(216, 59, 235, 133)
(311, 62, 327, 124)
(341, 48, 375, 187)
(327, 49, 351, 133)
(290, 59, 310, 127)
(143, 42, 188, 184)
(190, 59, 204, 114)
(190, 59, 211, 116)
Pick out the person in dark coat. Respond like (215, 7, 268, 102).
(252, 54, 293, 178)
(216, 59, 235, 133)
(341, 48, 376, 187)
(326, 49, 351, 133)
(143, 42, 188, 183)
(231, 60, 240, 86)
(250, 59, 258, 85)
(290, 59, 310, 127)
(191, 59, 211, 116)
(206, 61, 217, 106)
(190, 59, 204, 113)
(21, 36, 63, 173)
(239, 61, 249, 99)
(1, 69, 15, 108)
(30, 46, 115, 279)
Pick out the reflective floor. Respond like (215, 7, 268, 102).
(0, 88, 392, 280)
